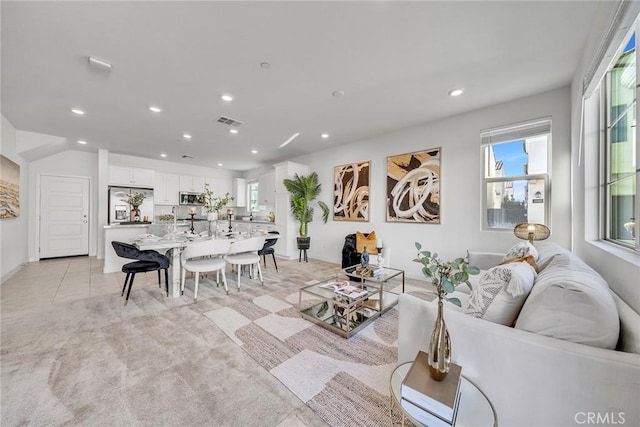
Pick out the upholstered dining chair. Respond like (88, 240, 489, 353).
(257, 231, 279, 271)
(224, 236, 266, 290)
(180, 239, 231, 300)
(111, 241, 170, 305)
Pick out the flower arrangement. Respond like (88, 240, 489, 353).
(123, 192, 146, 208)
(413, 242, 479, 307)
(198, 183, 234, 213)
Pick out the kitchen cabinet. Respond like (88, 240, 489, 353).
(258, 171, 275, 205)
(234, 178, 247, 207)
(154, 173, 179, 205)
(179, 175, 205, 193)
(109, 165, 155, 188)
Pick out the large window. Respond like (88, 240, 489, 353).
(603, 30, 639, 249)
(481, 119, 551, 230)
(248, 181, 259, 212)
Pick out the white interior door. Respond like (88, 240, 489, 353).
(40, 175, 89, 258)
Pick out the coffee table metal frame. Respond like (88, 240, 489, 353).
(298, 265, 404, 338)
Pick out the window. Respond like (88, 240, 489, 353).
(603, 30, 638, 249)
(481, 118, 551, 230)
(248, 181, 259, 212)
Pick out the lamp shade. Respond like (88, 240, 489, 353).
(513, 223, 550, 244)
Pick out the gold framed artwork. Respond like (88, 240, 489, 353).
(0, 154, 20, 219)
(333, 161, 370, 222)
(386, 148, 440, 223)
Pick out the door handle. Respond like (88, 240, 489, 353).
(83, 220, 88, 223)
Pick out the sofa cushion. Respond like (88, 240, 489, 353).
(463, 262, 537, 326)
(515, 252, 620, 349)
(503, 241, 539, 261)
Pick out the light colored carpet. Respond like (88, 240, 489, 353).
(1, 257, 432, 426)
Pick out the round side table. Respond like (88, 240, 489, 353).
(389, 362, 498, 426)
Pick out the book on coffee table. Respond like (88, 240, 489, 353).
(401, 350, 462, 423)
(400, 392, 461, 427)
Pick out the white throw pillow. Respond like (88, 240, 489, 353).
(503, 241, 539, 261)
(463, 262, 537, 326)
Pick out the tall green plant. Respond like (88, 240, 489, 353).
(283, 172, 329, 237)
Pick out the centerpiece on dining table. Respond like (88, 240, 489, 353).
(198, 184, 234, 235)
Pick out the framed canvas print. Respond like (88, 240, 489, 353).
(0, 155, 20, 219)
(333, 161, 370, 222)
(386, 148, 440, 223)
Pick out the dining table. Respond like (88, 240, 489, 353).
(133, 232, 276, 297)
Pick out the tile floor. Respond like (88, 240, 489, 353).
(1, 256, 162, 319)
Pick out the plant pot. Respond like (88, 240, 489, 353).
(131, 207, 141, 222)
(297, 237, 311, 250)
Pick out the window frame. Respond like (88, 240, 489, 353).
(480, 118, 552, 231)
(600, 24, 640, 251)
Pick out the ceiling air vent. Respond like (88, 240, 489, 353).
(181, 154, 195, 160)
(216, 116, 244, 127)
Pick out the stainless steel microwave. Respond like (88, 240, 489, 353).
(179, 192, 202, 205)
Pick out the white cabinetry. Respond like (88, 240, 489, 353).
(179, 175, 205, 193)
(218, 177, 233, 197)
(109, 165, 154, 188)
(258, 171, 275, 205)
(154, 173, 179, 205)
(234, 178, 247, 207)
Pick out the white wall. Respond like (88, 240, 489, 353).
(286, 87, 572, 281)
(570, 2, 640, 313)
(0, 115, 29, 281)
(28, 150, 99, 261)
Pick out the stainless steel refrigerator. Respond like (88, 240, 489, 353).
(108, 187, 154, 224)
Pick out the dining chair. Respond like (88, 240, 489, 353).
(180, 239, 232, 300)
(257, 231, 279, 271)
(225, 236, 266, 290)
(111, 241, 170, 305)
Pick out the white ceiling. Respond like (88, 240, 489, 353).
(1, 1, 600, 171)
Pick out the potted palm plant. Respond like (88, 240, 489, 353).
(283, 172, 329, 250)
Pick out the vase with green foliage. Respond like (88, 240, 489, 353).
(413, 242, 480, 380)
(283, 172, 329, 249)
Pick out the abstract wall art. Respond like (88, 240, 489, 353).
(0, 155, 20, 219)
(333, 161, 370, 222)
(386, 148, 440, 223)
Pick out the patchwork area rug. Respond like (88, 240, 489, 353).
(203, 279, 434, 427)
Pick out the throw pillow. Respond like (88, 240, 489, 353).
(463, 262, 537, 326)
(356, 231, 378, 255)
(503, 241, 539, 261)
(499, 254, 540, 273)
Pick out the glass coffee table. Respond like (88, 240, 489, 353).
(389, 362, 498, 426)
(298, 265, 404, 338)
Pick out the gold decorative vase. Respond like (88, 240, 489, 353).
(428, 297, 451, 381)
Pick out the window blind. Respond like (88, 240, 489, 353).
(480, 118, 552, 146)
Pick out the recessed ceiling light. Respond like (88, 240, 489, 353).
(149, 105, 162, 113)
(182, 133, 192, 139)
(251, 150, 258, 154)
(221, 94, 233, 102)
(448, 88, 464, 97)
(229, 129, 239, 134)
(332, 90, 345, 97)
(71, 108, 85, 115)
(260, 62, 271, 69)
(88, 56, 112, 71)
(160, 153, 167, 158)
(77, 140, 87, 145)
(217, 162, 223, 167)
(279, 132, 300, 148)
(321, 133, 329, 139)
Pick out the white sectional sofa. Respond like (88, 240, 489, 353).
(398, 242, 640, 427)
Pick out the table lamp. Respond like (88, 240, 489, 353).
(513, 223, 550, 245)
